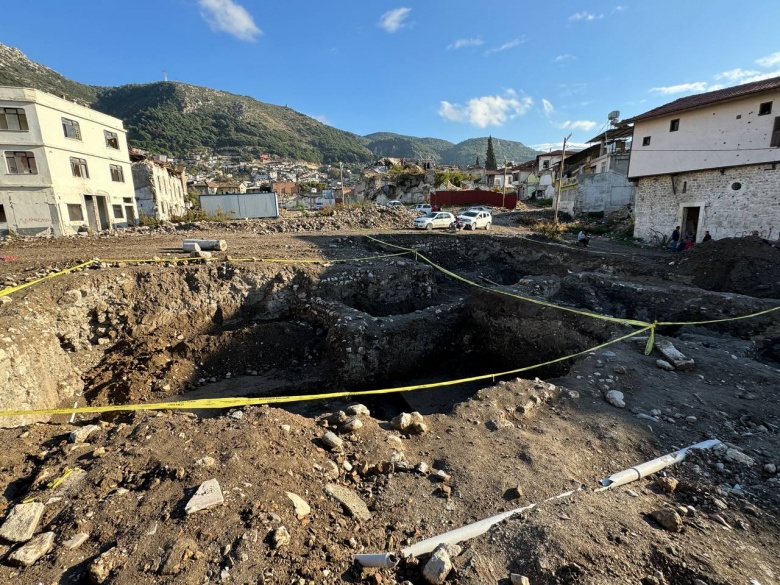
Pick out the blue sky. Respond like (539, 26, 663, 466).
(2, 0, 779, 151)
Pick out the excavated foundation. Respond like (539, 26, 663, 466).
(1, 236, 778, 427)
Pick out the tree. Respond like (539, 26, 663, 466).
(485, 136, 497, 170)
(475, 155, 480, 167)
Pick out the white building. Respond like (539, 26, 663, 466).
(0, 87, 138, 236)
(626, 76, 780, 242)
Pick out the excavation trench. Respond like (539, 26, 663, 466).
(1, 242, 777, 428)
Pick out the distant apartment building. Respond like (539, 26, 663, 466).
(131, 153, 187, 221)
(0, 87, 138, 236)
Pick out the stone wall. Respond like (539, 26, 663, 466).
(634, 164, 780, 242)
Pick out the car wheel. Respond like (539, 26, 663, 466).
(425, 223, 433, 231)
(485, 222, 491, 230)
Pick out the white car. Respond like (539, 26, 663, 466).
(414, 212, 455, 230)
(411, 203, 432, 214)
(386, 200, 403, 208)
(456, 210, 492, 230)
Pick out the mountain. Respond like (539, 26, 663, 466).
(361, 132, 539, 166)
(0, 43, 540, 166)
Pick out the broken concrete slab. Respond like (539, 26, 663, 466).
(6, 531, 54, 566)
(0, 502, 45, 542)
(185, 478, 224, 514)
(654, 340, 695, 371)
(69, 424, 101, 443)
(324, 483, 371, 520)
(63, 532, 89, 549)
(285, 492, 311, 519)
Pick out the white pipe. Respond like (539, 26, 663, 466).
(599, 439, 721, 489)
(183, 239, 227, 252)
(353, 553, 399, 568)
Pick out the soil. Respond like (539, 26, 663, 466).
(0, 206, 778, 585)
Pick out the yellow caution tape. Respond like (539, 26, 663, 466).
(47, 467, 78, 489)
(0, 260, 94, 298)
(0, 326, 652, 418)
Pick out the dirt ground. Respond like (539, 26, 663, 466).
(0, 207, 778, 585)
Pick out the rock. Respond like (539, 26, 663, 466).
(346, 404, 370, 417)
(654, 340, 695, 370)
(6, 531, 54, 566)
(285, 492, 311, 519)
(185, 478, 224, 514)
(510, 575, 531, 585)
(391, 413, 413, 431)
(196, 456, 216, 467)
(423, 545, 453, 584)
(0, 502, 45, 542)
(655, 359, 675, 371)
(160, 538, 198, 575)
(651, 509, 683, 532)
(63, 532, 89, 549)
(725, 448, 755, 467)
(763, 463, 777, 474)
(613, 365, 628, 374)
(605, 390, 625, 408)
(410, 422, 428, 434)
(655, 477, 679, 493)
(69, 424, 101, 443)
(342, 417, 364, 432)
(271, 526, 291, 549)
(321, 431, 343, 450)
(88, 546, 123, 584)
(324, 483, 371, 520)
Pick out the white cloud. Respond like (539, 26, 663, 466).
(199, 0, 261, 42)
(484, 38, 524, 56)
(542, 99, 554, 115)
(447, 37, 483, 50)
(561, 120, 597, 131)
(756, 52, 780, 68)
(554, 54, 576, 63)
(438, 90, 533, 128)
(715, 68, 761, 82)
(569, 11, 603, 21)
(378, 7, 411, 33)
(649, 82, 708, 95)
(612, 5, 626, 12)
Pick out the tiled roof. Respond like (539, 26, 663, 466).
(624, 75, 780, 123)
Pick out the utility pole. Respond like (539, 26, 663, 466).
(502, 158, 507, 209)
(339, 162, 344, 205)
(553, 133, 572, 225)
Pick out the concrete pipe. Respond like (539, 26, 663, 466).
(183, 239, 227, 252)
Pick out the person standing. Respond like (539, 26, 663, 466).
(702, 231, 712, 242)
(670, 226, 680, 252)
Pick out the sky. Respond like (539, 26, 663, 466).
(2, 0, 780, 151)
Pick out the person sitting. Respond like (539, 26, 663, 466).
(577, 230, 590, 247)
(702, 231, 712, 242)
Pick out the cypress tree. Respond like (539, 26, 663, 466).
(485, 136, 497, 170)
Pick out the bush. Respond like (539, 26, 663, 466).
(534, 197, 553, 208)
(535, 220, 565, 240)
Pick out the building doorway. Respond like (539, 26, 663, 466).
(125, 205, 136, 225)
(84, 195, 110, 231)
(681, 205, 701, 241)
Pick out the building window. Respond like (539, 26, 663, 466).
(67, 204, 84, 221)
(110, 164, 125, 182)
(0, 204, 6, 223)
(5, 151, 38, 174)
(70, 157, 89, 178)
(62, 118, 82, 140)
(123, 197, 133, 203)
(0, 108, 29, 131)
(542, 160, 549, 169)
(772, 117, 780, 148)
(670, 119, 680, 132)
(759, 102, 772, 116)
(682, 181, 687, 193)
(104, 130, 119, 149)
(642, 136, 651, 146)
(112, 205, 124, 219)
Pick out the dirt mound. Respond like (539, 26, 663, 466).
(675, 236, 780, 298)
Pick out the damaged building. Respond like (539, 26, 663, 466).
(131, 152, 188, 221)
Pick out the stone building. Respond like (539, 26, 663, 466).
(0, 87, 138, 235)
(626, 76, 780, 242)
(131, 155, 187, 221)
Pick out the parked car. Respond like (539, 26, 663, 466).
(467, 205, 492, 215)
(456, 210, 492, 230)
(411, 203, 432, 214)
(313, 201, 325, 210)
(386, 200, 403, 208)
(413, 211, 455, 230)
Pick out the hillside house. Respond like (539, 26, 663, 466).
(0, 87, 138, 236)
(626, 76, 780, 242)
